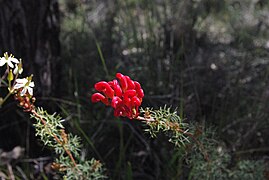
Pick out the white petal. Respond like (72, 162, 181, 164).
(19, 68, 23, 74)
(13, 65, 23, 74)
(29, 82, 35, 87)
(13, 65, 18, 74)
(16, 78, 27, 83)
(20, 88, 27, 96)
(0, 58, 6, 66)
(14, 83, 24, 89)
(28, 87, 33, 96)
(7, 61, 14, 68)
(10, 57, 19, 64)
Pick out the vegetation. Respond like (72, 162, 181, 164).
(1, 0, 268, 179)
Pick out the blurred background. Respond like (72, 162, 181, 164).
(0, 0, 269, 179)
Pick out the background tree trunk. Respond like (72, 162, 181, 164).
(0, 0, 61, 97)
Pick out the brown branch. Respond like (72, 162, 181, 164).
(31, 109, 77, 167)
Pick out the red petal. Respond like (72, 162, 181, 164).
(134, 81, 141, 90)
(124, 90, 136, 97)
(137, 89, 144, 98)
(123, 90, 136, 106)
(111, 96, 122, 108)
(94, 81, 114, 98)
(114, 105, 127, 117)
(91, 93, 105, 103)
(108, 79, 118, 87)
(108, 80, 122, 97)
(131, 96, 141, 106)
(116, 73, 128, 92)
(134, 81, 144, 98)
(91, 93, 109, 105)
(115, 85, 123, 97)
(125, 76, 135, 90)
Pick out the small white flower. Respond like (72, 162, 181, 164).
(14, 77, 35, 96)
(0, 53, 19, 68)
(13, 64, 23, 74)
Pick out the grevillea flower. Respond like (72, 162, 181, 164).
(91, 73, 144, 119)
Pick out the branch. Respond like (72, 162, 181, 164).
(31, 109, 77, 167)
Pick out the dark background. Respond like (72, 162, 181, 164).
(0, 0, 268, 179)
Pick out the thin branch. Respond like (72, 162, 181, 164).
(7, 163, 15, 180)
(31, 109, 77, 167)
(136, 116, 155, 122)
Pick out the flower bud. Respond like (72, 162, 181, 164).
(7, 70, 14, 82)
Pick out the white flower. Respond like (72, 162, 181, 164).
(0, 53, 19, 68)
(13, 64, 23, 74)
(14, 77, 35, 96)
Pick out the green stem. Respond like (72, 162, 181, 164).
(0, 91, 13, 107)
(0, 68, 8, 87)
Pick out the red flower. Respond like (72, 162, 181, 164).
(91, 73, 144, 119)
(94, 81, 114, 98)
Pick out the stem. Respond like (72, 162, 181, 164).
(0, 70, 19, 107)
(7, 163, 15, 180)
(0, 91, 12, 107)
(136, 116, 155, 122)
(0, 68, 8, 87)
(11, 73, 19, 87)
(31, 109, 77, 167)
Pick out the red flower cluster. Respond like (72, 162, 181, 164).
(91, 73, 144, 119)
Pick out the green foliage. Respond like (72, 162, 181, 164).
(141, 106, 190, 147)
(229, 160, 265, 180)
(141, 108, 266, 180)
(32, 107, 64, 146)
(188, 130, 266, 180)
(31, 107, 106, 179)
(1, 0, 268, 179)
(64, 159, 106, 180)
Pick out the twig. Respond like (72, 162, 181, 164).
(235, 147, 269, 155)
(31, 109, 77, 167)
(0, 91, 13, 107)
(0, 68, 8, 87)
(136, 116, 155, 122)
(7, 163, 15, 180)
